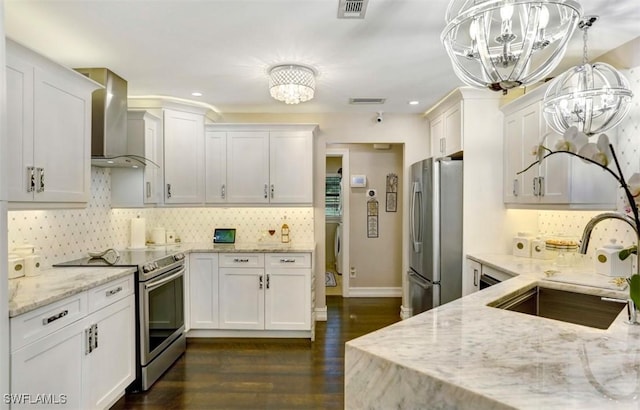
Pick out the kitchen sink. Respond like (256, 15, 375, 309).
(488, 286, 626, 329)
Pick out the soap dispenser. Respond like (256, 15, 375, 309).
(595, 239, 631, 277)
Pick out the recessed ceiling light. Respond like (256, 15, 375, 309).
(191, 92, 203, 97)
(408, 100, 419, 105)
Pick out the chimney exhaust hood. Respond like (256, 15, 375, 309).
(74, 68, 152, 167)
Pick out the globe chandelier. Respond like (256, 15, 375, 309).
(542, 16, 634, 136)
(441, 0, 582, 92)
(268, 64, 315, 104)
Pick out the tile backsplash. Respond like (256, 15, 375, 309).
(8, 168, 314, 268)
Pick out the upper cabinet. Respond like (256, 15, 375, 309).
(206, 124, 317, 205)
(501, 84, 617, 209)
(111, 110, 162, 207)
(429, 101, 462, 157)
(6, 40, 101, 207)
(163, 108, 205, 204)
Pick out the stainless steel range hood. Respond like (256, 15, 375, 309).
(75, 68, 150, 167)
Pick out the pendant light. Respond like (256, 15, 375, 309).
(542, 16, 634, 136)
(441, 0, 582, 92)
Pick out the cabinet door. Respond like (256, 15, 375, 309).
(519, 104, 541, 203)
(6, 54, 35, 202)
(11, 320, 85, 409)
(218, 268, 264, 329)
(269, 131, 313, 204)
(33, 68, 91, 203)
(463, 259, 481, 296)
(205, 131, 227, 203)
(189, 253, 219, 329)
(430, 115, 444, 157)
(143, 114, 161, 204)
(265, 269, 311, 330)
(163, 109, 205, 204)
(84, 295, 135, 410)
(443, 102, 462, 156)
(503, 111, 522, 203)
(226, 131, 269, 203)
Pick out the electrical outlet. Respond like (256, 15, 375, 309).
(349, 267, 356, 278)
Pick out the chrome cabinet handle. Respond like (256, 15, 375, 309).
(512, 179, 518, 197)
(259, 275, 263, 289)
(85, 326, 92, 355)
(270, 184, 274, 199)
(233, 258, 249, 263)
(538, 176, 545, 197)
(221, 184, 226, 199)
(43, 309, 68, 325)
(473, 268, 478, 287)
(279, 258, 296, 263)
(264, 184, 268, 199)
(266, 274, 270, 289)
(146, 181, 151, 198)
(36, 168, 45, 193)
(106, 286, 123, 297)
(167, 183, 172, 199)
(27, 166, 35, 192)
(94, 323, 98, 350)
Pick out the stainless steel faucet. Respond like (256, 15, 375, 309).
(579, 212, 640, 324)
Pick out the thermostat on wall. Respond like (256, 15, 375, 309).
(350, 175, 367, 188)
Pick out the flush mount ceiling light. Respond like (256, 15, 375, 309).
(268, 64, 316, 104)
(441, 0, 582, 92)
(542, 16, 634, 136)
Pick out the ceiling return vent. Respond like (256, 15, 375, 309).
(349, 97, 386, 105)
(338, 0, 368, 19)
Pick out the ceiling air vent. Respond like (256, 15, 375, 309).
(349, 97, 386, 105)
(338, 0, 369, 19)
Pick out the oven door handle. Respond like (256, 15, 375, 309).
(144, 266, 186, 292)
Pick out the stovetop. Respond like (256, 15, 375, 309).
(53, 246, 185, 268)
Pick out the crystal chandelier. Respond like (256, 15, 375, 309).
(542, 17, 634, 136)
(441, 0, 582, 92)
(268, 65, 315, 104)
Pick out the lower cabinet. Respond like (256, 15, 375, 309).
(188, 252, 312, 335)
(10, 275, 135, 410)
(463, 259, 481, 296)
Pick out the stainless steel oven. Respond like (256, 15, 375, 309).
(137, 253, 186, 391)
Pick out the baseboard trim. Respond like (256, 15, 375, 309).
(187, 329, 312, 339)
(315, 306, 328, 321)
(347, 287, 402, 297)
(400, 305, 412, 320)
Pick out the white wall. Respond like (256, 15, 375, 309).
(1, 0, 10, 405)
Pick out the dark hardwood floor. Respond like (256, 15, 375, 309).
(111, 296, 401, 410)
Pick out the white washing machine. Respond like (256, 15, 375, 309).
(334, 222, 343, 274)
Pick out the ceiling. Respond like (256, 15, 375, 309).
(5, 0, 640, 115)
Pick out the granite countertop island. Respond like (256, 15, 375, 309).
(345, 254, 640, 409)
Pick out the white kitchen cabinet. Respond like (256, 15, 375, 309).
(10, 275, 135, 409)
(163, 108, 205, 204)
(188, 253, 220, 329)
(217, 253, 312, 331)
(6, 40, 99, 206)
(463, 258, 481, 296)
(205, 131, 227, 203)
(226, 131, 270, 203)
(428, 100, 462, 157)
(269, 131, 313, 203)
(111, 110, 162, 207)
(502, 84, 617, 208)
(207, 124, 317, 205)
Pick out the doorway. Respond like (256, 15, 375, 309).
(326, 148, 350, 297)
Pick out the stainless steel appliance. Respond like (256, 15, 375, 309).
(409, 157, 463, 315)
(54, 248, 186, 391)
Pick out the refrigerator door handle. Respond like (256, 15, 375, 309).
(411, 181, 422, 253)
(408, 271, 431, 289)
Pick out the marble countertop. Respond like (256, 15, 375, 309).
(345, 254, 640, 409)
(8, 242, 315, 318)
(8, 266, 136, 317)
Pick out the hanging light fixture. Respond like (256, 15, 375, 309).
(441, 0, 582, 92)
(268, 64, 316, 104)
(542, 16, 634, 136)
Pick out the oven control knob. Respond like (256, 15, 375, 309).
(173, 253, 185, 261)
(143, 262, 157, 273)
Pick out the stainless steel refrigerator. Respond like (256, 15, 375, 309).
(409, 157, 463, 315)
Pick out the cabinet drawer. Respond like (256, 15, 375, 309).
(219, 253, 264, 268)
(265, 253, 311, 269)
(11, 292, 88, 351)
(87, 274, 135, 313)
